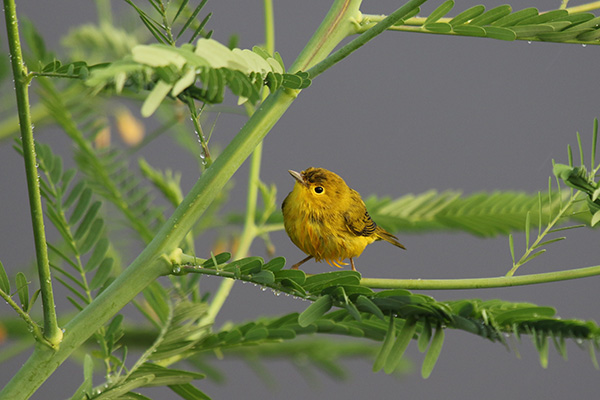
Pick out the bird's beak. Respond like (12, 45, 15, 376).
(288, 170, 307, 187)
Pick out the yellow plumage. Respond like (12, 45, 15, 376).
(281, 167, 405, 271)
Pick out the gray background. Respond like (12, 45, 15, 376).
(2, 0, 600, 398)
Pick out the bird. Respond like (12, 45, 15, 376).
(281, 167, 405, 271)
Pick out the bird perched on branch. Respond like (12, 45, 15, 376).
(282, 167, 405, 271)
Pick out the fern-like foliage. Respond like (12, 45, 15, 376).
(255, 189, 585, 238)
(86, 38, 311, 116)
(174, 254, 600, 377)
(72, 296, 210, 399)
(366, 1, 600, 45)
(12, 140, 114, 310)
(35, 78, 165, 243)
(366, 190, 584, 237)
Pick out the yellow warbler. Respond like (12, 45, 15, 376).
(282, 167, 405, 271)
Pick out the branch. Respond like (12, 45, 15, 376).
(360, 264, 600, 290)
(307, 0, 428, 78)
(3, 0, 62, 347)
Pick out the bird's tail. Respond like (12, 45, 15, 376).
(375, 227, 406, 250)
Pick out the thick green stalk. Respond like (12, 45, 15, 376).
(360, 264, 600, 290)
(3, 0, 62, 347)
(306, 0, 428, 79)
(289, 0, 362, 72)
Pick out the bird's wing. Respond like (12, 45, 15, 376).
(344, 209, 377, 237)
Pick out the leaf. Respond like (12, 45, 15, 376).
(131, 364, 205, 387)
(143, 281, 170, 324)
(249, 270, 274, 284)
(453, 25, 486, 37)
(141, 80, 173, 117)
(69, 187, 92, 225)
(421, 326, 445, 378)
(85, 237, 110, 272)
(424, 22, 452, 33)
(169, 383, 211, 400)
(538, 29, 593, 42)
(521, 249, 546, 265)
(201, 252, 231, 268)
(89, 257, 113, 290)
(516, 9, 568, 26)
(0, 260, 10, 294)
(494, 306, 556, 326)
(49, 155, 63, 184)
(224, 257, 263, 275)
(71, 354, 94, 400)
(244, 326, 269, 342)
(418, 319, 432, 352)
(175, 0, 209, 40)
(79, 218, 105, 255)
(262, 256, 286, 272)
(273, 269, 306, 285)
(425, 0, 454, 24)
(373, 316, 395, 372)
(15, 272, 29, 310)
(468, 5, 512, 26)
(509, 234, 515, 265)
(532, 237, 565, 249)
(74, 201, 102, 240)
(298, 295, 333, 327)
(385, 318, 417, 373)
(483, 26, 516, 41)
(355, 295, 385, 320)
(592, 212, 600, 227)
(303, 271, 361, 294)
(449, 5, 485, 26)
(491, 7, 538, 27)
(63, 180, 85, 209)
(525, 211, 531, 249)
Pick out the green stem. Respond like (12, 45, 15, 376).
(360, 264, 600, 290)
(0, 289, 48, 346)
(565, 1, 600, 13)
(306, 0, 428, 79)
(4, 0, 62, 347)
(290, 0, 363, 72)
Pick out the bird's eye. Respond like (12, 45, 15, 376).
(314, 186, 324, 194)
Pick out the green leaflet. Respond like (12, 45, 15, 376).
(424, 0, 454, 25)
(385, 318, 418, 373)
(373, 316, 396, 372)
(0, 260, 10, 294)
(298, 295, 333, 327)
(303, 271, 361, 294)
(468, 5, 512, 26)
(168, 383, 211, 400)
(15, 272, 29, 311)
(421, 326, 445, 378)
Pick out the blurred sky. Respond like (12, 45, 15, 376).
(1, 0, 600, 399)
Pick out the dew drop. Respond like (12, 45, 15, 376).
(260, 287, 267, 292)
(582, 44, 587, 48)
(172, 266, 181, 274)
(527, 40, 532, 44)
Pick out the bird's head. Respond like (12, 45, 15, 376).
(288, 167, 349, 209)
